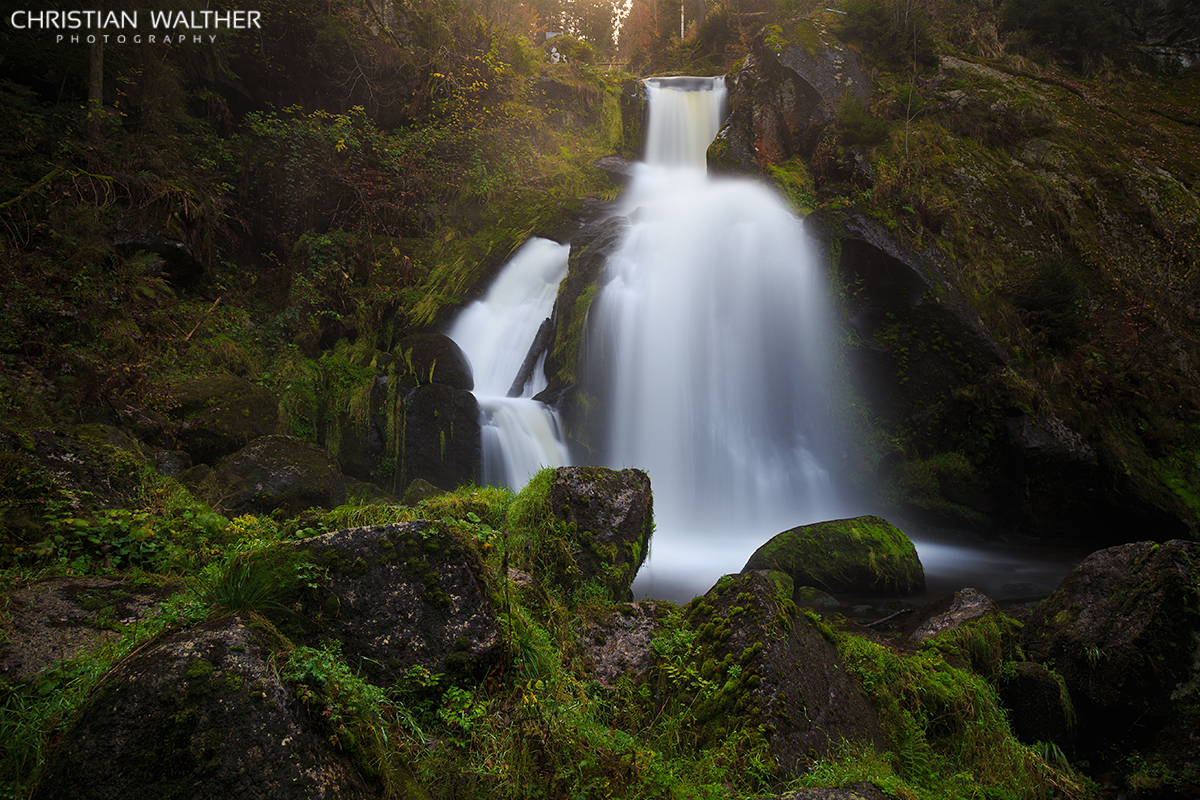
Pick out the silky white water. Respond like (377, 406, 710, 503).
(448, 238, 572, 489)
(592, 77, 849, 600)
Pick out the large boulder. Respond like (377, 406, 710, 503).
(743, 516, 924, 597)
(999, 661, 1076, 753)
(323, 345, 480, 494)
(168, 375, 280, 465)
(283, 521, 503, 684)
(1021, 540, 1200, 758)
(707, 19, 869, 174)
(673, 570, 884, 776)
(29, 615, 378, 800)
(201, 434, 347, 516)
(577, 600, 672, 687)
(513, 466, 653, 602)
(390, 333, 474, 392)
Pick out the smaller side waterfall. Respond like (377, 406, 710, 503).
(448, 238, 572, 489)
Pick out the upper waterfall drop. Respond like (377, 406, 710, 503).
(591, 76, 850, 601)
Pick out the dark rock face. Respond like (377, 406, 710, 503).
(390, 333, 474, 392)
(286, 522, 503, 684)
(545, 466, 653, 601)
(743, 516, 925, 597)
(201, 434, 347, 516)
(708, 19, 869, 174)
(326, 346, 481, 494)
(618, 78, 647, 159)
(999, 661, 1076, 752)
(29, 615, 378, 800)
(400, 383, 481, 492)
(1022, 540, 1200, 755)
(168, 375, 280, 465)
(680, 571, 884, 776)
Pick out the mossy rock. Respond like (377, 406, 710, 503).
(168, 375, 280, 465)
(743, 515, 924, 597)
(282, 521, 502, 684)
(200, 434, 347, 517)
(673, 570, 885, 777)
(28, 615, 379, 800)
(511, 466, 653, 603)
(390, 333, 473, 392)
(1021, 539, 1200, 760)
(709, 21, 869, 174)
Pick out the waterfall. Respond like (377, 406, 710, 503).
(448, 238, 573, 490)
(591, 76, 848, 600)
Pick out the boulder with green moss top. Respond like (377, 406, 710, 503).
(743, 515, 924, 598)
(708, 19, 869, 175)
(671, 570, 884, 777)
(282, 521, 502, 684)
(517, 466, 653, 602)
(28, 615, 380, 800)
(1021, 539, 1200, 765)
(168, 375, 280, 465)
(200, 434, 347, 517)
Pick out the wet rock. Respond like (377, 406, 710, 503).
(593, 155, 635, 187)
(390, 333, 474, 392)
(910, 588, 997, 643)
(1022, 540, 1200, 755)
(29, 615, 379, 800)
(999, 661, 1076, 752)
(743, 515, 925, 597)
(678, 570, 884, 776)
(201, 434, 347, 516)
(167, 375, 280, 465)
(708, 19, 869, 174)
(327, 345, 480, 493)
(154, 449, 192, 477)
(284, 521, 502, 684)
(543, 466, 654, 602)
(578, 601, 671, 686)
(400, 383, 481, 491)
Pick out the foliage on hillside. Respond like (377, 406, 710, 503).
(0, 0, 622, 439)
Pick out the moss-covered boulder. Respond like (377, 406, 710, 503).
(1021, 539, 1200, 759)
(283, 521, 502, 684)
(28, 615, 378, 800)
(998, 661, 1076, 753)
(201, 434, 347, 517)
(389, 333, 474, 392)
(743, 516, 924, 597)
(708, 19, 869, 174)
(671, 570, 884, 776)
(168, 375, 280, 465)
(511, 466, 653, 602)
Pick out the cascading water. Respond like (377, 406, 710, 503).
(448, 238, 573, 490)
(590, 77, 850, 600)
